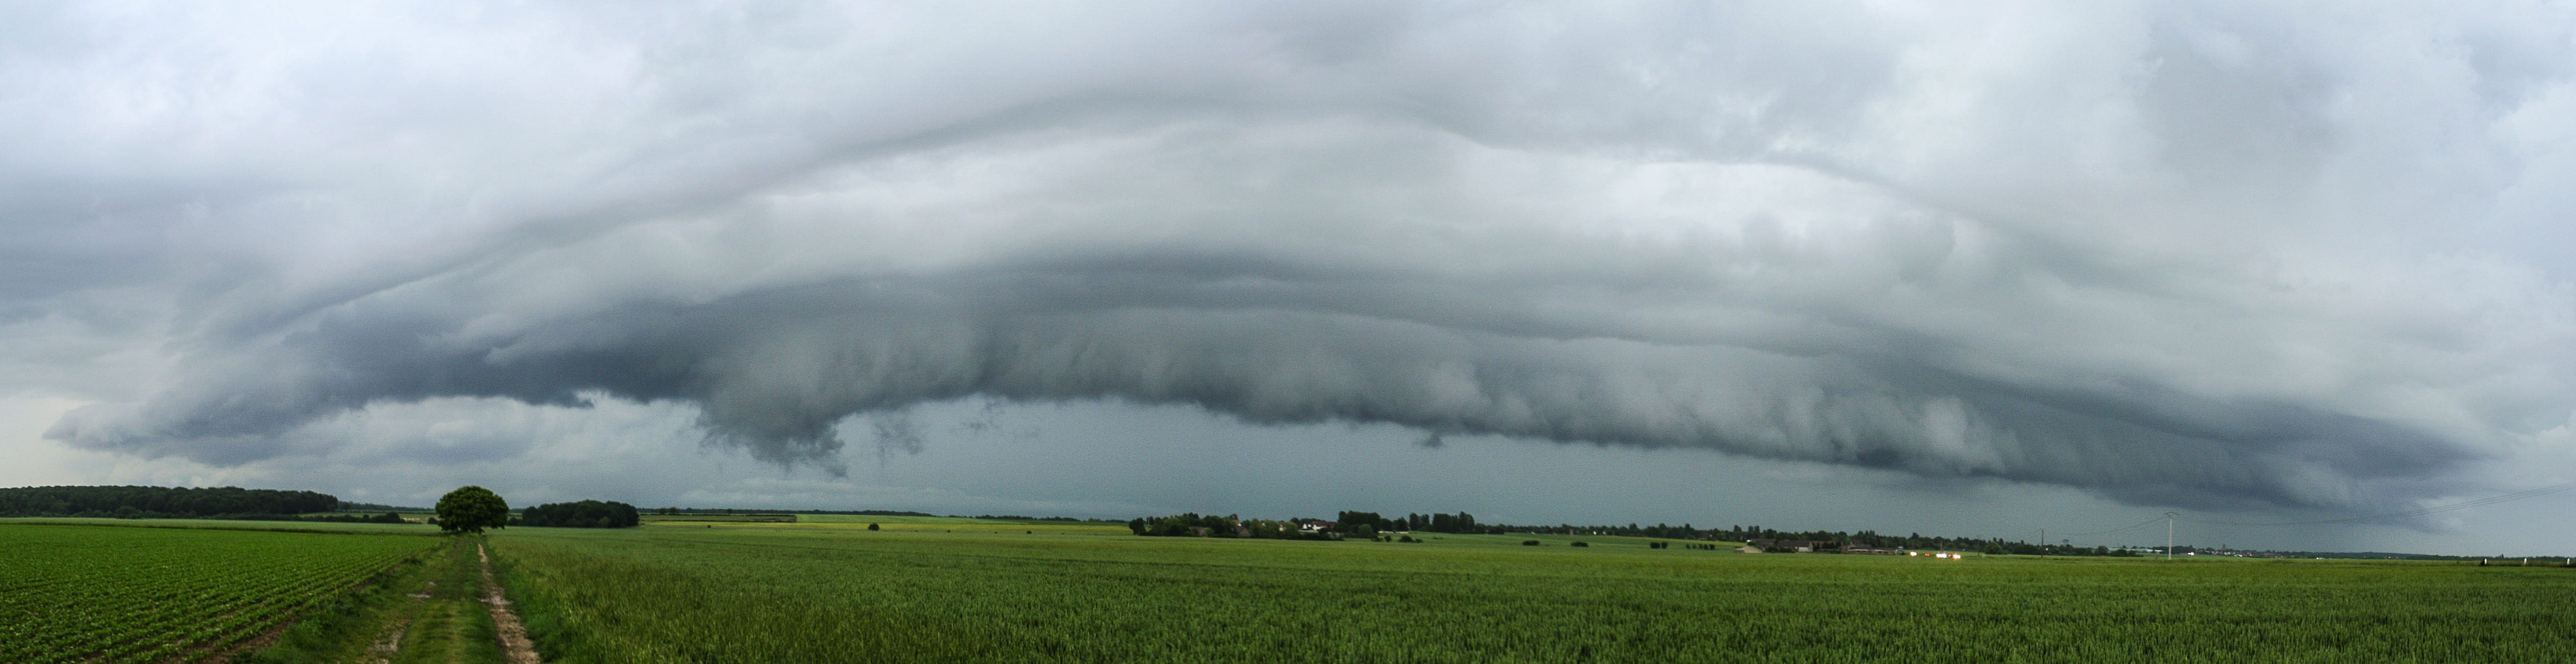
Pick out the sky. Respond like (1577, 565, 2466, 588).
(3, 1, 2575, 555)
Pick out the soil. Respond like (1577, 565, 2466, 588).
(477, 544, 542, 664)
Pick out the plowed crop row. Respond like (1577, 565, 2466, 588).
(0, 523, 434, 664)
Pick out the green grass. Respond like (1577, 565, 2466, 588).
(381, 539, 508, 664)
(245, 537, 507, 664)
(0, 522, 438, 664)
(488, 520, 2576, 663)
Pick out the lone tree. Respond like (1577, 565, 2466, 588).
(435, 486, 510, 534)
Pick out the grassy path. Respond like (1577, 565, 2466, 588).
(250, 538, 510, 664)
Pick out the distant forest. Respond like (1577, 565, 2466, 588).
(517, 500, 641, 528)
(337, 501, 426, 512)
(0, 485, 339, 519)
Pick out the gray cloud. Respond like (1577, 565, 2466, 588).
(11, 2, 2576, 516)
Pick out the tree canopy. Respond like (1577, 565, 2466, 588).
(0, 485, 337, 518)
(434, 486, 510, 534)
(517, 500, 639, 528)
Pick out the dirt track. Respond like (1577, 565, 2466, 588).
(477, 544, 541, 664)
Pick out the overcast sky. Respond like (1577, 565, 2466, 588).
(5, 1, 2575, 555)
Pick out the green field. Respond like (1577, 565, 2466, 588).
(13, 516, 2576, 663)
(487, 519, 2576, 663)
(247, 533, 512, 664)
(0, 521, 437, 663)
(640, 513, 800, 523)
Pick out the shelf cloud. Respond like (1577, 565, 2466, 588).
(10, 2, 2576, 515)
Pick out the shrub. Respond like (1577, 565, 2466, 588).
(1572, 541, 1589, 548)
(1522, 540, 1541, 546)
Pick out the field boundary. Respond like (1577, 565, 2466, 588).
(213, 541, 441, 664)
(182, 605, 303, 664)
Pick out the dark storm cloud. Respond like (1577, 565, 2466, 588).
(12, 2, 2576, 513)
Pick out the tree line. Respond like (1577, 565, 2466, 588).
(1127, 511, 1509, 539)
(0, 485, 338, 519)
(1710, 525, 2140, 556)
(1128, 513, 1342, 539)
(1122, 509, 2147, 556)
(515, 500, 641, 528)
(336, 501, 424, 512)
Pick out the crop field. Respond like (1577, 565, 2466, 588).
(490, 519, 2576, 663)
(0, 521, 437, 663)
(797, 513, 1132, 533)
(14, 516, 2572, 663)
(640, 513, 799, 523)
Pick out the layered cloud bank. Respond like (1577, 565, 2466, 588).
(10, 2, 2576, 513)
